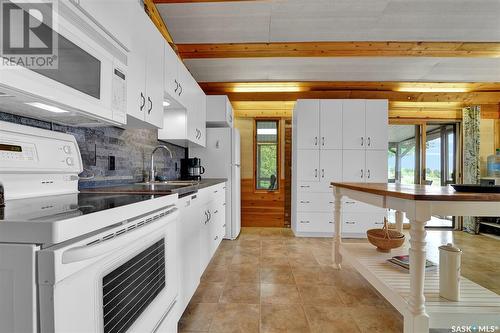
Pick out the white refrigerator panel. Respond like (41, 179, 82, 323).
(231, 165, 241, 239)
(190, 128, 232, 178)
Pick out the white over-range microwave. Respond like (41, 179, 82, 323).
(0, 1, 127, 126)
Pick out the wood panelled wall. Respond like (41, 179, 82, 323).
(234, 116, 290, 227)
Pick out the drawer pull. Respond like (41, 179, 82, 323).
(300, 185, 310, 188)
(329, 221, 334, 224)
(345, 221, 356, 225)
(329, 201, 334, 204)
(214, 190, 218, 193)
(344, 201, 356, 204)
(223, 224, 226, 227)
(223, 203, 226, 206)
(374, 222, 383, 225)
(300, 220, 310, 224)
(214, 236, 218, 240)
(300, 200, 310, 204)
(214, 210, 218, 214)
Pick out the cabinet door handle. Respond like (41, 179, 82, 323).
(361, 137, 364, 146)
(345, 221, 356, 224)
(214, 210, 218, 214)
(329, 221, 334, 224)
(300, 185, 310, 188)
(174, 80, 179, 93)
(374, 221, 383, 225)
(300, 220, 310, 224)
(147, 97, 152, 114)
(208, 210, 211, 221)
(322, 137, 325, 146)
(344, 201, 356, 204)
(140, 92, 145, 111)
(367, 169, 371, 179)
(314, 137, 318, 146)
(204, 211, 208, 224)
(321, 169, 325, 178)
(360, 169, 364, 179)
(367, 137, 371, 147)
(214, 236, 218, 241)
(300, 200, 310, 204)
(179, 84, 183, 96)
(223, 224, 226, 228)
(314, 169, 318, 178)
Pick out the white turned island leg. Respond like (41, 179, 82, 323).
(405, 216, 430, 333)
(395, 210, 404, 233)
(333, 186, 343, 269)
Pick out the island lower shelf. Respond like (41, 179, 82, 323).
(340, 242, 500, 329)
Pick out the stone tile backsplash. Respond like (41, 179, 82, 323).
(0, 112, 186, 188)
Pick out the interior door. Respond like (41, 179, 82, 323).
(320, 100, 342, 149)
(297, 149, 320, 182)
(342, 150, 365, 182)
(365, 100, 388, 150)
(319, 150, 342, 190)
(342, 100, 366, 150)
(365, 150, 388, 183)
(296, 100, 320, 150)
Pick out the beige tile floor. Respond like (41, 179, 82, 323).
(178, 227, 500, 333)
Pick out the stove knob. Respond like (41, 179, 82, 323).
(63, 145, 72, 154)
(66, 157, 74, 166)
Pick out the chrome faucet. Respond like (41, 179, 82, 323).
(150, 145, 174, 183)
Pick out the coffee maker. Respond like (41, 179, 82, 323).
(181, 158, 205, 180)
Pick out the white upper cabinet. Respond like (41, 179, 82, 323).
(320, 100, 342, 150)
(365, 150, 388, 182)
(365, 100, 389, 150)
(296, 100, 320, 150)
(206, 95, 234, 128)
(342, 100, 366, 150)
(77, 0, 133, 49)
(164, 44, 179, 100)
(319, 150, 342, 189)
(342, 150, 366, 182)
(144, 27, 165, 127)
(126, 4, 164, 128)
(161, 56, 207, 147)
(297, 150, 320, 182)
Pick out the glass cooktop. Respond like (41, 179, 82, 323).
(0, 192, 166, 222)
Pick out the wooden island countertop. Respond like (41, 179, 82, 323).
(330, 182, 500, 201)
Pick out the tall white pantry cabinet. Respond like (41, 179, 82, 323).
(292, 99, 388, 237)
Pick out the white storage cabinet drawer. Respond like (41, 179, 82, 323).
(297, 192, 335, 212)
(342, 212, 385, 234)
(296, 212, 334, 233)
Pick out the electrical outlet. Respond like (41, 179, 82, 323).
(108, 156, 115, 171)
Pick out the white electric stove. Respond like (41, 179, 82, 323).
(0, 121, 179, 333)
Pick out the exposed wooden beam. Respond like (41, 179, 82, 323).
(153, 0, 256, 3)
(144, 0, 175, 45)
(200, 82, 500, 93)
(178, 42, 500, 59)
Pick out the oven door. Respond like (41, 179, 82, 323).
(37, 206, 178, 333)
(0, 1, 127, 125)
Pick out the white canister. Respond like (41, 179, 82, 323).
(439, 243, 462, 301)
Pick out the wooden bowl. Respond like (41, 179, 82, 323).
(366, 228, 405, 252)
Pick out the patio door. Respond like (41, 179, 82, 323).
(388, 122, 460, 228)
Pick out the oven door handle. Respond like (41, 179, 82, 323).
(62, 209, 178, 264)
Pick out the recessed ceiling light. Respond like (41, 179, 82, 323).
(25, 102, 69, 113)
(163, 100, 171, 107)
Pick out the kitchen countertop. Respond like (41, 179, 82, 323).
(80, 178, 227, 197)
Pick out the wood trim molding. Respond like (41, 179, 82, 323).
(177, 42, 500, 59)
(144, 0, 175, 46)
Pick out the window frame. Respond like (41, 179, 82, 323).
(254, 118, 281, 192)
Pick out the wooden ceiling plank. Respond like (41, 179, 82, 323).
(153, 0, 257, 3)
(177, 42, 500, 58)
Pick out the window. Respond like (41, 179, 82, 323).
(255, 120, 279, 190)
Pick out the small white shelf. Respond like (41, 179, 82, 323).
(340, 242, 500, 329)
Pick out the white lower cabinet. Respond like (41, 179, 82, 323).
(342, 212, 385, 236)
(176, 182, 227, 322)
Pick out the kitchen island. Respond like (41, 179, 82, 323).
(331, 182, 500, 333)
